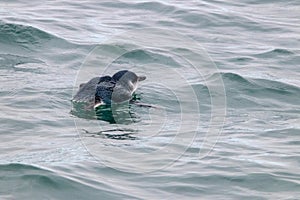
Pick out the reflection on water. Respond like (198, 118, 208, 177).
(1, 0, 300, 198)
(95, 103, 140, 124)
(82, 128, 138, 140)
(71, 94, 143, 124)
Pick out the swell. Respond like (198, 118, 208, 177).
(208, 72, 300, 109)
(131, 171, 300, 199)
(0, 21, 79, 49)
(99, 1, 176, 14)
(253, 48, 294, 58)
(117, 48, 182, 67)
(0, 53, 44, 70)
(0, 21, 52, 46)
(220, 72, 300, 94)
(0, 163, 135, 199)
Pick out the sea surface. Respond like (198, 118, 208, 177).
(0, 0, 300, 199)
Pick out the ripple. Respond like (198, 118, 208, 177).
(0, 163, 134, 199)
(0, 21, 52, 46)
(254, 48, 294, 58)
(210, 72, 300, 109)
(0, 53, 44, 71)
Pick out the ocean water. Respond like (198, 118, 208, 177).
(0, 0, 300, 199)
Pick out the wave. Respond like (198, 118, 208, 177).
(0, 21, 53, 46)
(117, 48, 182, 67)
(99, 1, 176, 14)
(0, 53, 44, 70)
(0, 163, 135, 199)
(253, 48, 294, 58)
(208, 72, 300, 108)
(220, 72, 299, 93)
(0, 21, 78, 49)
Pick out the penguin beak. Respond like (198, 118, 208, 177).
(138, 75, 146, 82)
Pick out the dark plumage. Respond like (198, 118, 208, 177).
(72, 70, 146, 109)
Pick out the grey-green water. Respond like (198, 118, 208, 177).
(1, 1, 300, 199)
